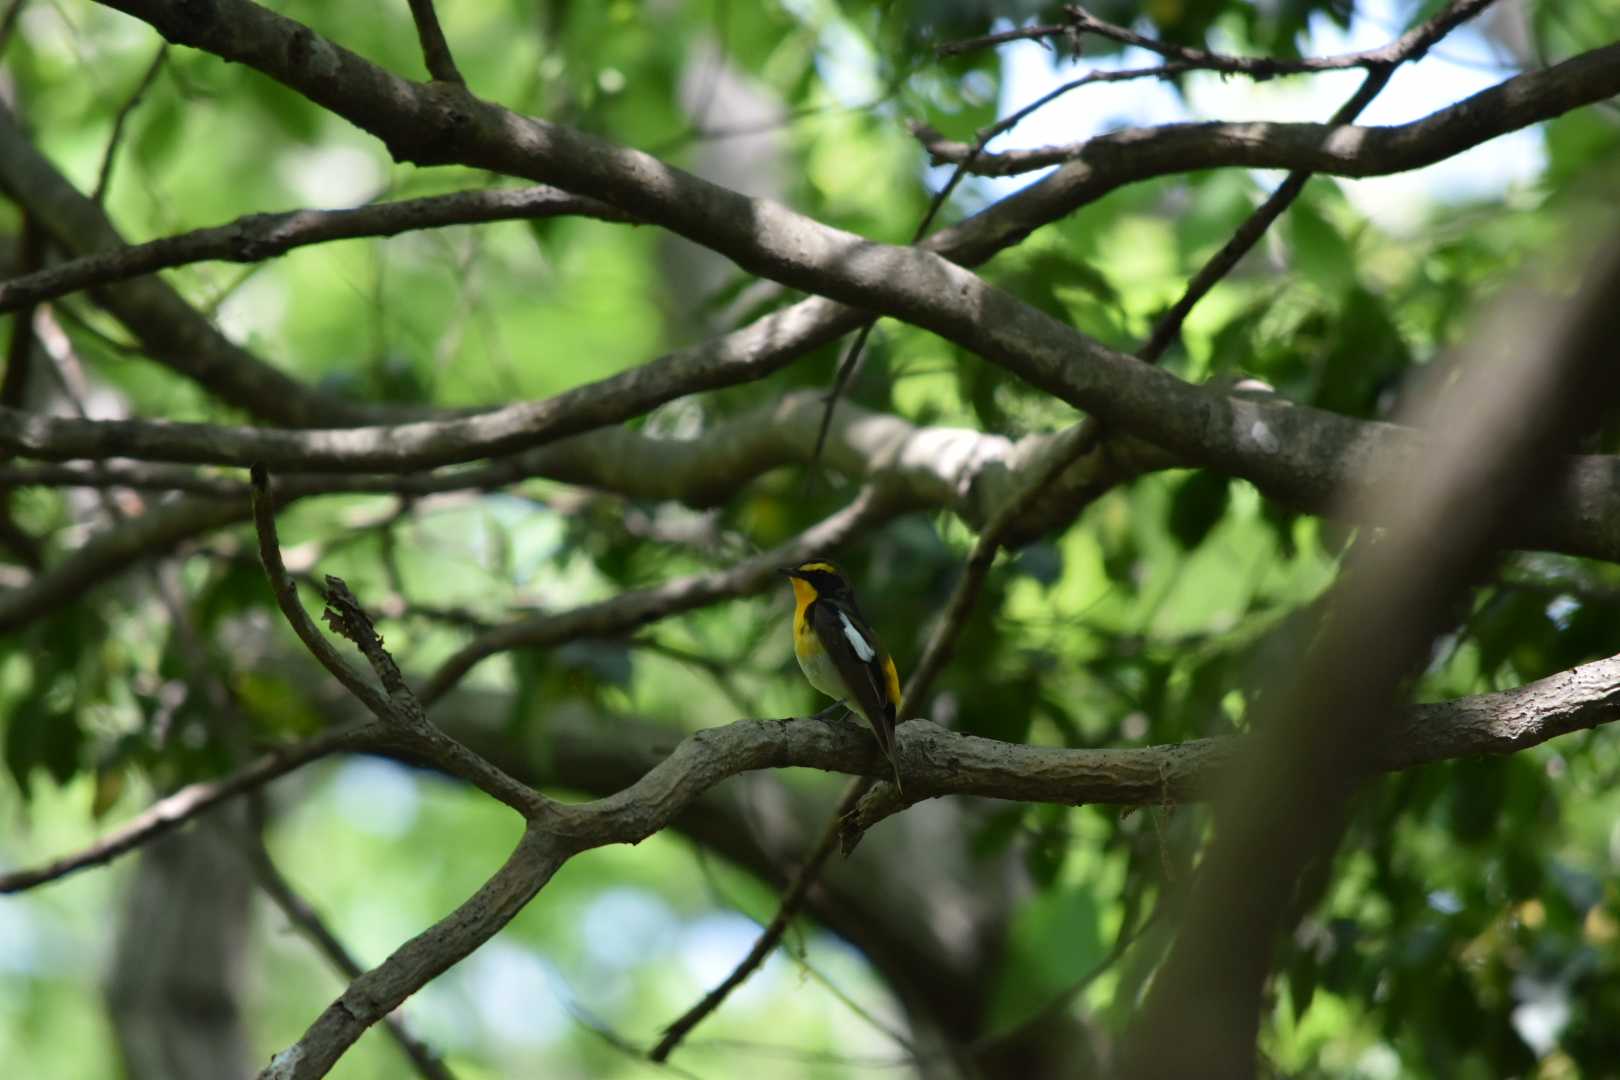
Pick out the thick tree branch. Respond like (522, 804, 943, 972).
(249, 635, 1620, 1077)
(0, 396, 1133, 639)
(12, 645, 1620, 898)
(239, 827, 459, 1080)
(25, 13, 1620, 567)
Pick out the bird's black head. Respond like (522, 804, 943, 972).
(780, 560, 851, 600)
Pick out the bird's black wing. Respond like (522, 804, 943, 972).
(808, 597, 897, 759)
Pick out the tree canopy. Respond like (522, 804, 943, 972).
(2, 1, 1620, 1077)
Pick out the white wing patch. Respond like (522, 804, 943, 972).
(838, 610, 876, 662)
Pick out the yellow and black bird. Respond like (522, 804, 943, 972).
(780, 560, 904, 791)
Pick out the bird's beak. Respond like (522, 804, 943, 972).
(778, 566, 803, 580)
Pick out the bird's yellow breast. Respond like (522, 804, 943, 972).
(789, 577, 819, 655)
(788, 579, 848, 701)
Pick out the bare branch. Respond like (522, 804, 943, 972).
(1134, 0, 1501, 363)
(0, 102, 382, 426)
(17, 15, 1620, 566)
(1057, 0, 1495, 77)
(0, 724, 367, 893)
(1136, 66, 1388, 363)
(0, 186, 633, 314)
(259, 629, 1620, 1074)
(935, 22, 1071, 57)
(419, 484, 900, 705)
(12, 643, 1620, 898)
(649, 779, 867, 1062)
(260, 826, 566, 1080)
(914, 42, 1617, 177)
(251, 466, 394, 719)
(251, 467, 554, 818)
(938, 0, 1494, 67)
(0, 394, 1083, 638)
(239, 827, 459, 1080)
(92, 44, 167, 203)
(405, 0, 464, 85)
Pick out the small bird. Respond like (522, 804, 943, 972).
(780, 560, 904, 792)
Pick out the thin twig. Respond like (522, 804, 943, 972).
(935, 22, 1072, 58)
(810, 58, 1182, 480)
(1061, 1, 1493, 77)
(240, 826, 459, 1080)
(0, 185, 632, 314)
(650, 427, 1105, 1058)
(254, 470, 555, 819)
(839, 424, 1101, 853)
(648, 779, 868, 1062)
(419, 485, 898, 705)
(251, 466, 395, 720)
(405, 0, 465, 85)
(0, 725, 368, 893)
(1137, 0, 1500, 362)
(92, 44, 167, 203)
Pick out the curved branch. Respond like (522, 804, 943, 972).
(262, 825, 566, 1080)
(261, 639, 1620, 1076)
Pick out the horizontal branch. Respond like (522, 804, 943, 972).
(939, 0, 1489, 69)
(14, 641, 1618, 897)
(418, 483, 900, 704)
(0, 392, 1032, 519)
(262, 642, 1620, 1076)
(14, 627, 1618, 1072)
(0, 393, 1116, 636)
(915, 42, 1619, 176)
(0, 103, 382, 427)
(0, 185, 634, 313)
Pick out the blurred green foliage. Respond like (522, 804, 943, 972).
(3, 0, 1620, 1077)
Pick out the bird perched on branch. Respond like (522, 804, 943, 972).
(780, 560, 904, 792)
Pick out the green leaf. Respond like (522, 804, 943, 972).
(1167, 470, 1230, 550)
(4, 698, 85, 797)
(985, 886, 1105, 1033)
(1287, 200, 1356, 296)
